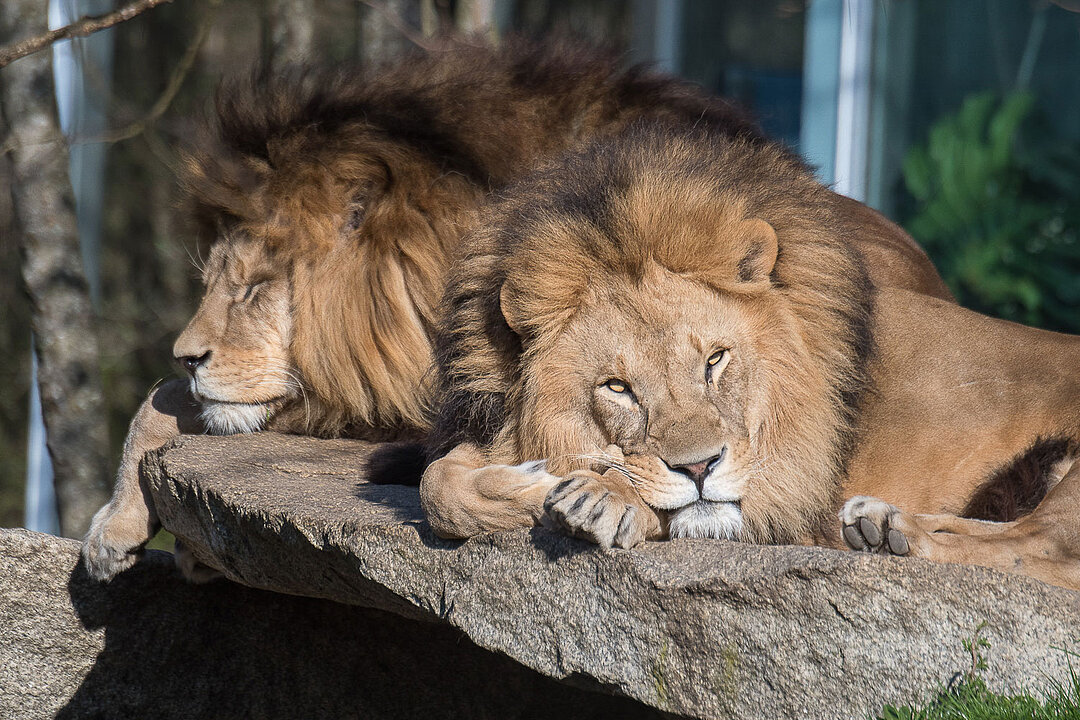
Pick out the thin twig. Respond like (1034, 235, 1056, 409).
(0, 0, 175, 70)
(93, 0, 223, 145)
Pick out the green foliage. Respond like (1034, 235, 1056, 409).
(877, 673, 1080, 720)
(874, 630, 1080, 720)
(902, 92, 1080, 333)
(961, 620, 991, 676)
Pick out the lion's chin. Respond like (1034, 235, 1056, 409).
(200, 401, 269, 435)
(667, 500, 743, 540)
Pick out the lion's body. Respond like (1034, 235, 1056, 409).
(424, 128, 875, 547)
(848, 291, 1080, 514)
(85, 42, 949, 581)
(421, 125, 1080, 591)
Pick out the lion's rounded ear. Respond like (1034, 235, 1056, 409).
(734, 218, 778, 286)
(499, 282, 524, 336)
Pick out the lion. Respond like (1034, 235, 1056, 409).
(82, 41, 950, 582)
(419, 123, 1080, 592)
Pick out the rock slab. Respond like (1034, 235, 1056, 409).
(138, 433, 1080, 720)
(0, 528, 664, 720)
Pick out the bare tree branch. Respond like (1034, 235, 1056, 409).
(98, 0, 221, 144)
(0, 0, 174, 70)
(0, 0, 217, 159)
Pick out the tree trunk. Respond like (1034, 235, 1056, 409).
(455, 0, 496, 36)
(359, 0, 415, 64)
(0, 0, 110, 537)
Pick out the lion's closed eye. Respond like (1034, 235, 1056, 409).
(239, 281, 266, 303)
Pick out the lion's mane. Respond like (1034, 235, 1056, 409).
(431, 124, 876, 541)
(178, 42, 769, 438)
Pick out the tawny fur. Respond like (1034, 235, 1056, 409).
(85, 40, 949, 582)
(176, 40, 782, 437)
(178, 39, 949, 439)
(423, 124, 1080, 592)
(79, 40, 812, 581)
(428, 127, 874, 544)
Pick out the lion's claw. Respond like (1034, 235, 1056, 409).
(544, 473, 648, 549)
(887, 528, 910, 555)
(840, 495, 911, 557)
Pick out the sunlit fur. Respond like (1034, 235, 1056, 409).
(201, 401, 269, 435)
(174, 40, 787, 439)
(426, 126, 1080, 594)
(431, 125, 877, 544)
(667, 501, 743, 540)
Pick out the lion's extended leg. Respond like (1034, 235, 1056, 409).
(420, 444, 661, 548)
(82, 379, 203, 581)
(420, 443, 563, 539)
(841, 465, 1080, 590)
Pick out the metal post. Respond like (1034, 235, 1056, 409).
(631, 0, 684, 74)
(800, 0, 842, 184)
(833, 0, 874, 201)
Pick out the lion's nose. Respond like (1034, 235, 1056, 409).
(178, 351, 211, 376)
(672, 447, 728, 488)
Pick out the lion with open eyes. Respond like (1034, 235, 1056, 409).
(422, 125, 873, 546)
(421, 124, 1080, 591)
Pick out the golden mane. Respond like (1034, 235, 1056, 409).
(176, 42, 773, 438)
(431, 124, 875, 541)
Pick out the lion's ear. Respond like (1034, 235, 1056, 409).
(499, 282, 525, 336)
(732, 218, 778, 287)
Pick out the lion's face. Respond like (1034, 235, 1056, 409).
(520, 262, 806, 540)
(173, 237, 298, 434)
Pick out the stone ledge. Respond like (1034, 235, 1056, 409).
(0, 528, 665, 720)
(140, 432, 1080, 719)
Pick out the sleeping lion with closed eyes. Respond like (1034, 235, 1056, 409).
(420, 123, 1080, 592)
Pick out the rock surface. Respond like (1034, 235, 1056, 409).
(136, 432, 1080, 720)
(0, 527, 665, 720)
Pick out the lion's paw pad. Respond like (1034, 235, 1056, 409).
(839, 496, 911, 556)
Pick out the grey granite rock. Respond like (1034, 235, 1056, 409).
(136, 432, 1080, 720)
(0, 527, 667, 720)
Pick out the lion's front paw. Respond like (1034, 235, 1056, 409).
(81, 506, 148, 582)
(544, 473, 649, 549)
(839, 495, 913, 556)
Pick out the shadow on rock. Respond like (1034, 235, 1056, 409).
(60, 549, 671, 720)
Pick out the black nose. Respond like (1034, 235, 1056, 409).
(672, 447, 728, 488)
(179, 351, 210, 376)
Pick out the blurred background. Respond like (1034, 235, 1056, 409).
(1, 0, 1078, 535)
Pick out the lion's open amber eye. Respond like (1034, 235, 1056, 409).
(604, 379, 628, 393)
(707, 350, 727, 366)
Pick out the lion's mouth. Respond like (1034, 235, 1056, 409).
(189, 379, 292, 408)
(191, 381, 294, 435)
